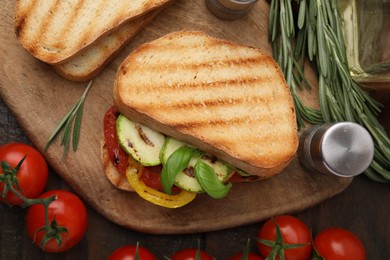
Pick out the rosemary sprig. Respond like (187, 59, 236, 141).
(45, 80, 93, 157)
(269, 0, 323, 130)
(269, 0, 390, 182)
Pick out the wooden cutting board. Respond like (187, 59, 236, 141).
(0, 0, 351, 234)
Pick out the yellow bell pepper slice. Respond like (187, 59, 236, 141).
(126, 165, 197, 208)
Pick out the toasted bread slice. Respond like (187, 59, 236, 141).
(114, 31, 298, 178)
(52, 8, 161, 82)
(14, 0, 174, 64)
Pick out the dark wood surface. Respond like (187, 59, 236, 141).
(0, 1, 390, 260)
(0, 91, 389, 259)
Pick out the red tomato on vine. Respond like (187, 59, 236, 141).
(313, 227, 366, 260)
(0, 143, 48, 205)
(256, 215, 312, 260)
(229, 238, 264, 260)
(26, 190, 88, 253)
(171, 248, 214, 260)
(109, 244, 157, 260)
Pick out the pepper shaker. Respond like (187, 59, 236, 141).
(298, 122, 374, 177)
(205, 0, 258, 20)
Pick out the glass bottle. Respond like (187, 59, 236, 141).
(338, 0, 390, 83)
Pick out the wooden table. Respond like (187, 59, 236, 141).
(0, 90, 389, 259)
(1, 0, 390, 257)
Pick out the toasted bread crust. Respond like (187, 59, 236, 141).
(114, 31, 298, 178)
(101, 138, 134, 192)
(52, 7, 164, 82)
(14, 0, 174, 64)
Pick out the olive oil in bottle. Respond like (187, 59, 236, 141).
(338, 0, 390, 83)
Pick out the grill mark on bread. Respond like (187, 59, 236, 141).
(141, 95, 273, 110)
(14, 0, 37, 39)
(199, 131, 294, 152)
(171, 114, 268, 129)
(130, 52, 266, 71)
(132, 81, 289, 130)
(148, 103, 290, 129)
(17, 0, 62, 55)
(114, 31, 298, 175)
(72, 0, 108, 54)
(149, 36, 245, 51)
(121, 74, 275, 94)
(49, 0, 87, 49)
(53, 10, 160, 81)
(172, 114, 295, 155)
(176, 96, 260, 109)
(32, 0, 62, 54)
(14, 0, 173, 63)
(14, 16, 26, 38)
(152, 55, 265, 69)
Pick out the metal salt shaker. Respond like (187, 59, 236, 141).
(205, 0, 258, 20)
(298, 122, 374, 177)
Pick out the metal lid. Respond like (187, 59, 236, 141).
(311, 122, 374, 177)
(217, 0, 258, 11)
(300, 122, 374, 177)
(205, 0, 258, 20)
(298, 122, 374, 177)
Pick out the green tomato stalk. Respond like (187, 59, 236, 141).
(0, 157, 67, 249)
(257, 218, 309, 260)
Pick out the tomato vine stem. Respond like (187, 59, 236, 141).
(257, 217, 310, 260)
(0, 158, 68, 249)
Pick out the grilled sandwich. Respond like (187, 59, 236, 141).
(14, 0, 173, 64)
(113, 30, 299, 178)
(52, 9, 162, 82)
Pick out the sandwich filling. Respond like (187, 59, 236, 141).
(103, 106, 260, 208)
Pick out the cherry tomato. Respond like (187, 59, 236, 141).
(108, 244, 157, 260)
(229, 238, 264, 260)
(257, 215, 312, 260)
(26, 190, 88, 253)
(0, 143, 48, 205)
(171, 248, 214, 260)
(314, 227, 366, 260)
(229, 252, 264, 260)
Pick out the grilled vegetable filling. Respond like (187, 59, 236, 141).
(103, 106, 256, 204)
(116, 113, 233, 199)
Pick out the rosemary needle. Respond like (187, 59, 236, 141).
(45, 80, 93, 157)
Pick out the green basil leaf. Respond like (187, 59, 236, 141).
(161, 146, 195, 195)
(194, 160, 232, 199)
